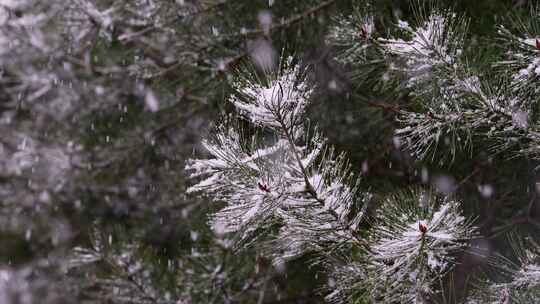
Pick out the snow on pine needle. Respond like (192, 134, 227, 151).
(229, 57, 312, 135)
(186, 56, 369, 256)
(467, 235, 540, 303)
(366, 189, 476, 302)
(513, 263, 540, 289)
(379, 12, 467, 97)
(381, 11, 540, 162)
(186, 125, 288, 193)
(271, 146, 371, 262)
(495, 6, 540, 96)
(506, 237, 540, 299)
(186, 124, 291, 242)
(326, 11, 376, 66)
(377, 11, 477, 162)
(324, 260, 369, 304)
(394, 110, 473, 162)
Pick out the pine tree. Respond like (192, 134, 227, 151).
(2, 0, 540, 303)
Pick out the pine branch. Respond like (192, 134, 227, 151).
(275, 101, 366, 246)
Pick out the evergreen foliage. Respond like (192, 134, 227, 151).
(2, 0, 540, 303)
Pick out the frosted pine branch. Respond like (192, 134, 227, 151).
(324, 260, 368, 303)
(381, 12, 479, 161)
(365, 190, 476, 302)
(271, 146, 370, 262)
(379, 12, 467, 96)
(326, 11, 376, 65)
(467, 236, 540, 303)
(506, 238, 540, 300)
(186, 126, 290, 243)
(186, 57, 369, 263)
(495, 5, 540, 96)
(325, 8, 386, 84)
(67, 229, 178, 304)
(229, 57, 312, 134)
(328, 10, 474, 160)
(330, 6, 540, 161)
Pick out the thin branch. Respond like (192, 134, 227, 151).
(236, 0, 337, 38)
(364, 99, 400, 114)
